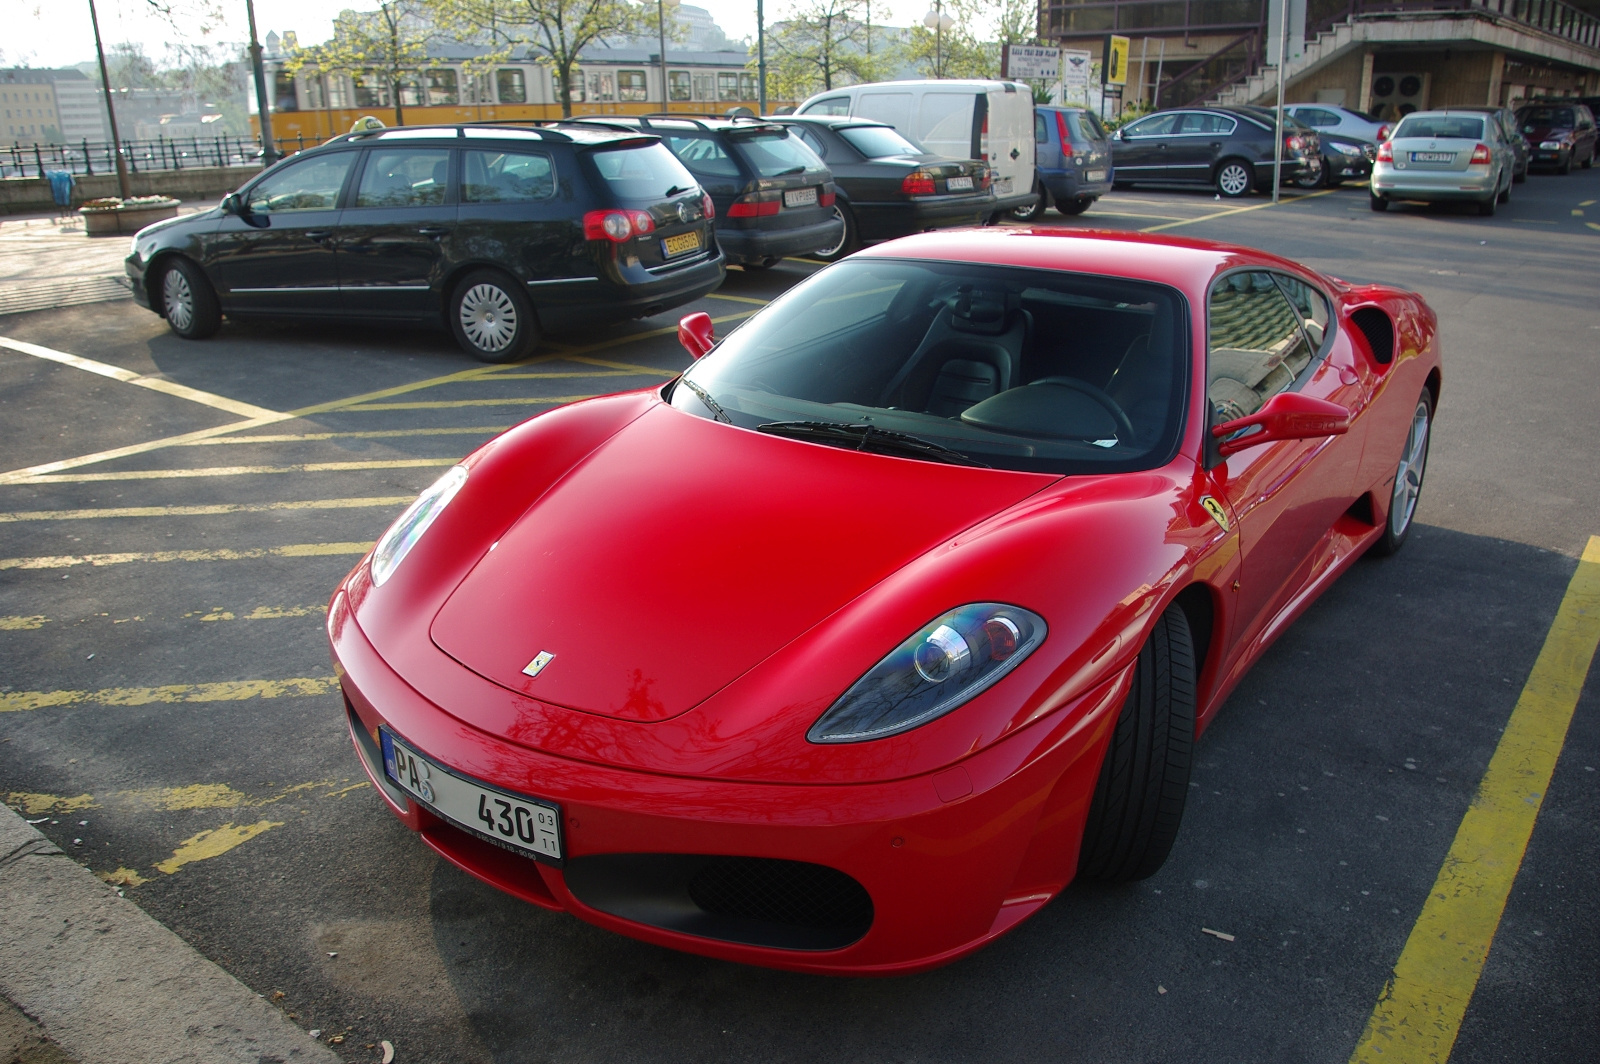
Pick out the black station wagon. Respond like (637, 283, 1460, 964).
(125, 123, 725, 361)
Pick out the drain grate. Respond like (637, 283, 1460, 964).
(0, 276, 131, 317)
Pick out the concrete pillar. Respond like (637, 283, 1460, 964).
(1358, 52, 1375, 114)
(1486, 52, 1505, 105)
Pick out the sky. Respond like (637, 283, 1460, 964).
(2, 0, 939, 70)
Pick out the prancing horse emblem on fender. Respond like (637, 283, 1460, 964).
(1200, 496, 1231, 532)
(522, 651, 555, 678)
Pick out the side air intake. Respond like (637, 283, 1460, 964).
(1350, 307, 1394, 365)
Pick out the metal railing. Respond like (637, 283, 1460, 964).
(1, 135, 265, 180)
(1312, 0, 1600, 48)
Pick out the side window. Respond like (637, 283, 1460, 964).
(663, 134, 740, 177)
(1303, 108, 1338, 127)
(804, 96, 851, 116)
(354, 148, 451, 208)
(244, 152, 354, 213)
(1035, 110, 1049, 144)
(462, 149, 555, 203)
(1272, 274, 1332, 351)
(793, 126, 827, 159)
(1207, 271, 1317, 424)
(1124, 113, 1177, 137)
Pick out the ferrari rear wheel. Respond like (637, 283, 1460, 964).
(1077, 603, 1196, 883)
(1371, 389, 1433, 557)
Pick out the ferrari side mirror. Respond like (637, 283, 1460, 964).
(678, 312, 715, 359)
(1211, 391, 1350, 457)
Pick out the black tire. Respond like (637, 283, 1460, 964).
(448, 269, 539, 363)
(812, 202, 857, 263)
(1111, 180, 1132, 191)
(1011, 182, 1045, 221)
(1560, 151, 1573, 175)
(1370, 192, 1389, 212)
(1058, 197, 1093, 216)
(1215, 158, 1254, 198)
(1583, 147, 1594, 169)
(1477, 191, 1497, 216)
(1497, 176, 1510, 204)
(1513, 164, 1527, 184)
(1294, 166, 1323, 189)
(1370, 389, 1433, 557)
(742, 257, 782, 271)
(1077, 604, 1196, 883)
(157, 257, 221, 340)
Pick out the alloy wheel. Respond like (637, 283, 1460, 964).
(458, 283, 518, 353)
(162, 268, 194, 332)
(816, 205, 849, 258)
(1389, 398, 1430, 538)
(1217, 163, 1251, 197)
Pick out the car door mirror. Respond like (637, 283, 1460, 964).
(678, 312, 715, 358)
(1116, 127, 1129, 141)
(1211, 391, 1350, 457)
(220, 192, 244, 215)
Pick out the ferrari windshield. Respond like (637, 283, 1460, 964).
(669, 258, 1188, 474)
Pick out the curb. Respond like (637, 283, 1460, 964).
(0, 803, 339, 1064)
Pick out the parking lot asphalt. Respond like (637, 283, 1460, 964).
(1, 172, 1597, 1064)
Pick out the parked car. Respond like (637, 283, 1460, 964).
(1514, 100, 1597, 173)
(564, 114, 842, 269)
(125, 123, 724, 361)
(1283, 103, 1390, 144)
(1109, 106, 1321, 197)
(1445, 105, 1530, 182)
(796, 79, 1039, 218)
(1238, 107, 1370, 188)
(1370, 109, 1515, 215)
(772, 115, 994, 261)
(1016, 105, 1113, 219)
(331, 225, 1441, 974)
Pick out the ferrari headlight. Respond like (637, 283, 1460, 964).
(369, 465, 468, 586)
(808, 603, 1046, 743)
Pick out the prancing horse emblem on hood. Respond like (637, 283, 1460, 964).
(522, 651, 555, 678)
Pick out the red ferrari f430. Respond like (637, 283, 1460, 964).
(328, 228, 1439, 975)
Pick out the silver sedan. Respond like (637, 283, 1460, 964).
(1369, 110, 1514, 216)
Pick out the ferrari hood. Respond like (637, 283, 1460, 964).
(430, 403, 1054, 722)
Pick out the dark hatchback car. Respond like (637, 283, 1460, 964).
(568, 114, 842, 269)
(1238, 107, 1372, 188)
(773, 115, 994, 261)
(1515, 100, 1597, 173)
(1110, 106, 1320, 196)
(126, 123, 724, 361)
(1017, 105, 1113, 218)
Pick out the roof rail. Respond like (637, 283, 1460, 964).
(638, 111, 780, 128)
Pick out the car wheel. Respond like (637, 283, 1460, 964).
(1513, 163, 1527, 183)
(1497, 176, 1510, 204)
(1011, 182, 1045, 221)
(1294, 166, 1323, 189)
(1478, 190, 1497, 216)
(742, 257, 782, 271)
(1058, 197, 1093, 216)
(158, 257, 221, 340)
(1584, 148, 1594, 169)
(449, 270, 538, 363)
(1077, 602, 1196, 883)
(1369, 192, 1389, 211)
(1560, 152, 1573, 174)
(1215, 159, 1253, 198)
(812, 202, 857, 263)
(1370, 389, 1433, 557)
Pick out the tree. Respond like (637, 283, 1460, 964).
(763, 0, 885, 103)
(903, 0, 1037, 80)
(429, 0, 656, 119)
(283, 1, 433, 127)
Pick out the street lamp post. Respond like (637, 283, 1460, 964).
(86, 0, 130, 198)
(757, 0, 767, 115)
(246, 0, 278, 164)
(922, 2, 955, 78)
(658, 0, 669, 111)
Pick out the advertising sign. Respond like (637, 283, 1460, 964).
(1002, 44, 1062, 80)
(1104, 35, 1130, 86)
(1060, 49, 1092, 102)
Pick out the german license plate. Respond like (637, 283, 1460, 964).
(381, 728, 562, 861)
(996, 176, 1013, 195)
(783, 187, 818, 208)
(1411, 152, 1453, 163)
(1086, 169, 1107, 182)
(946, 175, 974, 191)
(660, 231, 701, 258)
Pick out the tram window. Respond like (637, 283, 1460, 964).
(327, 75, 351, 109)
(567, 70, 585, 104)
(425, 69, 458, 106)
(589, 72, 615, 102)
(718, 72, 740, 102)
(463, 150, 555, 203)
(619, 70, 647, 102)
(497, 68, 526, 104)
(398, 78, 423, 108)
(740, 73, 757, 98)
(272, 70, 299, 113)
(693, 74, 715, 102)
(669, 71, 692, 102)
(353, 73, 388, 108)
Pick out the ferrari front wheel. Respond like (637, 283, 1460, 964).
(1371, 389, 1433, 556)
(1077, 603, 1196, 883)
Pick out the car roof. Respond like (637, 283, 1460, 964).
(318, 123, 650, 148)
(562, 114, 788, 135)
(776, 115, 893, 130)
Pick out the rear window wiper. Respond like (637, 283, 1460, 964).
(665, 184, 692, 197)
(770, 166, 807, 176)
(756, 420, 988, 467)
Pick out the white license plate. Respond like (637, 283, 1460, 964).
(1086, 169, 1107, 182)
(946, 175, 974, 191)
(381, 728, 562, 861)
(783, 187, 818, 208)
(1411, 152, 1453, 163)
(995, 176, 1013, 195)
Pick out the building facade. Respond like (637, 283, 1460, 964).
(1, 69, 62, 143)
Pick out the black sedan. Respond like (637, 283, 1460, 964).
(1238, 109, 1372, 188)
(772, 115, 996, 261)
(1109, 107, 1320, 197)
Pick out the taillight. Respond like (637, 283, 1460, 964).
(901, 170, 936, 195)
(979, 168, 992, 189)
(1377, 124, 1390, 142)
(980, 114, 989, 162)
(583, 209, 644, 242)
(701, 192, 715, 219)
(1469, 143, 1491, 164)
(726, 193, 780, 218)
(819, 188, 835, 207)
(629, 209, 655, 235)
(1286, 134, 1305, 151)
(1055, 109, 1071, 148)
(1376, 141, 1393, 163)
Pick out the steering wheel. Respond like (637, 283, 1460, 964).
(1028, 377, 1137, 442)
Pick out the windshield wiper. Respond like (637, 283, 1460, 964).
(771, 165, 807, 176)
(679, 378, 730, 423)
(756, 421, 988, 467)
(665, 184, 691, 197)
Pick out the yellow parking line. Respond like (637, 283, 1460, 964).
(0, 336, 283, 420)
(482, 370, 650, 379)
(193, 604, 326, 622)
(0, 497, 410, 522)
(1, 676, 339, 713)
(185, 427, 508, 445)
(16, 459, 453, 485)
(1085, 211, 1193, 221)
(0, 542, 371, 572)
(1141, 187, 1339, 233)
(706, 292, 771, 305)
(1581, 199, 1596, 206)
(1349, 535, 1600, 1064)
(344, 394, 594, 412)
(8, 778, 364, 815)
(0, 615, 49, 630)
(154, 821, 282, 875)
(1587, 222, 1600, 233)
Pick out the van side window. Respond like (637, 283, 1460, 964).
(805, 96, 850, 116)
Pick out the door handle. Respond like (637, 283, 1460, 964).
(1010, 147, 1020, 159)
(418, 227, 449, 238)
(305, 230, 332, 242)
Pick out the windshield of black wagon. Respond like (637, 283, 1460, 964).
(668, 258, 1188, 474)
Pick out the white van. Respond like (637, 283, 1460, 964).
(796, 80, 1038, 217)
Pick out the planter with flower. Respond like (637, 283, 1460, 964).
(80, 195, 181, 235)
